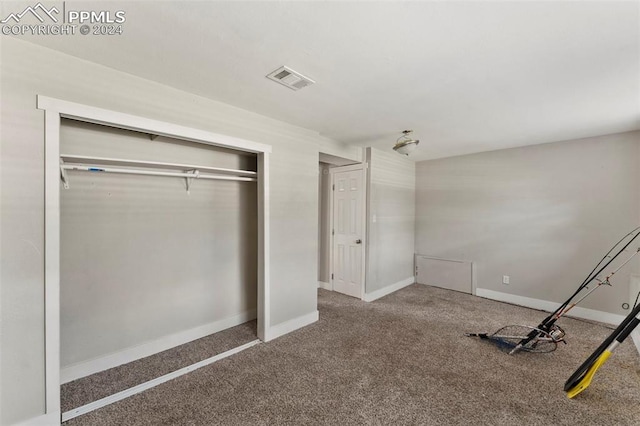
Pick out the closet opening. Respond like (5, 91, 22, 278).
(59, 119, 260, 418)
(39, 96, 271, 422)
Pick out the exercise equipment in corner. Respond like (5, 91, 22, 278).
(466, 226, 640, 355)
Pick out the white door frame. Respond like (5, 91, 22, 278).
(329, 163, 367, 299)
(37, 95, 271, 421)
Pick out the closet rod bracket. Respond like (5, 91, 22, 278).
(186, 169, 199, 194)
(60, 158, 70, 189)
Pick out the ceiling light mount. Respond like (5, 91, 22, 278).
(393, 130, 420, 156)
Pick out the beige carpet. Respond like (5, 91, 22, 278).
(62, 321, 258, 411)
(65, 284, 640, 425)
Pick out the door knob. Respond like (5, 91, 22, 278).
(355, 239, 362, 244)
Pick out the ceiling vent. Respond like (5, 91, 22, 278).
(266, 66, 315, 91)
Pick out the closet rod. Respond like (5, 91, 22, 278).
(61, 164, 257, 182)
(60, 154, 257, 177)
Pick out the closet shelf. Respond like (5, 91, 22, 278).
(59, 154, 257, 192)
(60, 154, 256, 176)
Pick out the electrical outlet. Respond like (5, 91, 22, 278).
(502, 275, 510, 285)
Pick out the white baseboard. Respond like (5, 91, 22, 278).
(363, 277, 415, 302)
(475, 288, 625, 326)
(318, 281, 332, 290)
(61, 309, 257, 383)
(12, 412, 60, 426)
(264, 310, 319, 342)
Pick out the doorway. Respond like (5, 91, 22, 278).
(317, 153, 367, 300)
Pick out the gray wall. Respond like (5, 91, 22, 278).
(0, 37, 359, 425)
(318, 163, 331, 283)
(415, 131, 640, 315)
(365, 148, 416, 293)
(60, 121, 257, 368)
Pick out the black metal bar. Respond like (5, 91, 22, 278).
(541, 228, 640, 329)
(513, 228, 640, 354)
(564, 302, 640, 391)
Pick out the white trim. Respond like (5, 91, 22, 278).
(364, 149, 372, 300)
(330, 163, 366, 173)
(61, 340, 260, 423)
(363, 277, 415, 302)
(61, 310, 256, 384)
(328, 168, 334, 293)
(359, 163, 368, 300)
(37, 96, 271, 154)
(318, 281, 332, 290)
(12, 412, 61, 426)
(38, 95, 271, 417)
(264, 310, 319, 341)
(257, 152, 270, 341)
(475, 288, 626, 325)
(44, 107, 61, 415)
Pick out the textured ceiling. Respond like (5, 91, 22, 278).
(9, 1, 640, 161)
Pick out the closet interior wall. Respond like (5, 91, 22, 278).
(60, 119, 258, 374)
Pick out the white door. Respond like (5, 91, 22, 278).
(331, 165, 365, 298)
